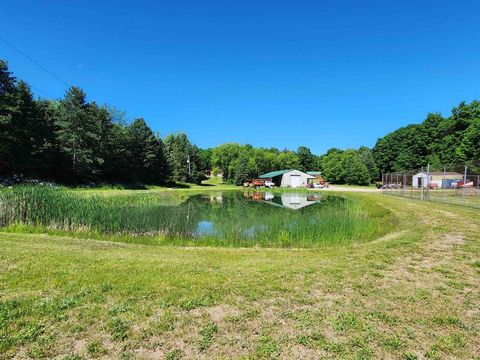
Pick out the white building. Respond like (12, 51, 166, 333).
(259, 169, 315, 188)
(412, 172, 463, 189)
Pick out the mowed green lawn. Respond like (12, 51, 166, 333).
(0, 194, 479, 359)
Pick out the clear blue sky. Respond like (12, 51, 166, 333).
(2, 1, 479, 154)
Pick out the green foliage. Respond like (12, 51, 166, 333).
(55, 86, 100, 181)
(163, 133, 206, 183)
(0, 60, 170, 185)
(320, 148, 371, 185)
(2, 57, 478, 187)
(373, 101, 480, 172)
(129, 118, 167, 184)
(0, 64, 53, 177)
(211, 143, 243, 181)
(211, 143, 320, 183)
(297, 146, 316, 172)
(358, 146, 379, 181)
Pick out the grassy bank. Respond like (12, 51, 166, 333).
(0, 193, 479, 359)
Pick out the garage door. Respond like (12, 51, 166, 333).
(290, 175, 301, 188)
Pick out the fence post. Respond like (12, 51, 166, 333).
(442, 166, 446, 203)
(421, 166, 424, 201)
(426, 164, 430, 200)
(462, 165, 467, 207)
(410, 171, 413, 198)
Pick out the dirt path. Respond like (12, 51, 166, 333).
(322, 185, 382, 192)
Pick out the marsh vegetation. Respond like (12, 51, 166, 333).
(0, 186, 395, 247)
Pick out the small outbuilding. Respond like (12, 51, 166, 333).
(412, 172, 464, 189)
(259, 169, 315, 188)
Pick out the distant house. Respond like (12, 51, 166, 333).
(259, 169, 315, 188)
(412, 172, 463, 189)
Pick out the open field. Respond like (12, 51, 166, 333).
(0, 192, 479, 359)
(384, 188, 480, 209)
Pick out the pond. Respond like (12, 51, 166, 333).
(0, 187, 396, 247)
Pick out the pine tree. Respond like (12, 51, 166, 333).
(297, 146, 316, 172)
(164, 133, 195, 183)
(129, 118, 167, 184)
(9, 81, 46, 175)
(0, 60, 17, 174)
(55, 86, 100, 182)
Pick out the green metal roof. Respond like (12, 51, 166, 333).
(259, 170, 293, 178)
(307, 171, 322, 175)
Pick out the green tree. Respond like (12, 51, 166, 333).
(129, 118, 167, 184)
(198, 148, 212, 173)
(164, 133, 195, 183)
(7, 81, 42, 174)
(55, 86, 101, 182)
(233, 154, 251, 185)
(341, 150, 370, 185)
(358, 146, 378, 182)
(211, 143, 242, 181)
(0, 60, 17, 174)
(276, 150, 300, 170)
(297, 146, 316, 172)
(458, 118, 480, 164)
(320, 148, 370, 185)
(374, 101, 480, 173)
(319, 148, 344, 183)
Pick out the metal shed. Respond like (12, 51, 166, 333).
(259, 169, 315, 188)
(412, 172, 464, 189)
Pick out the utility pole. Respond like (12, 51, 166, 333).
(187, 155, 191, 177)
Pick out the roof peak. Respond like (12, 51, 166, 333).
(259, 169, 317, 178)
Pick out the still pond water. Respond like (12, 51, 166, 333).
(0, 188, 395, 247)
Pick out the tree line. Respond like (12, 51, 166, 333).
(1, 59, 479, 186)
(0, 60, 207, 185)
(373, 101, 480, 174)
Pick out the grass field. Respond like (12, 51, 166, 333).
(384, 188, 480, 209)
(0, 191, 479, 359)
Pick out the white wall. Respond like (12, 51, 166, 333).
(412, 173, 429, 189)
(280, 170, 314, 188)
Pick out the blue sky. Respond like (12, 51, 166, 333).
(1, 0, 479, 154)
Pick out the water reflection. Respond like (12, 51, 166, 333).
(244, 191, 322, 210)
(97, 192, 349, 242)
(195, 220, 216, 236)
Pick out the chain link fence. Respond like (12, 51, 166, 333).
(382, 162, 480, 209)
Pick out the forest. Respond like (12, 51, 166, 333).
(1, 59, 479, 186)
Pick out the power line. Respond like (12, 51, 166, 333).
(30, 84, 53, 98)
(0, 37, 70, 87)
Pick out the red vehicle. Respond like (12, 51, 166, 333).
(247, 179, 265, 188)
